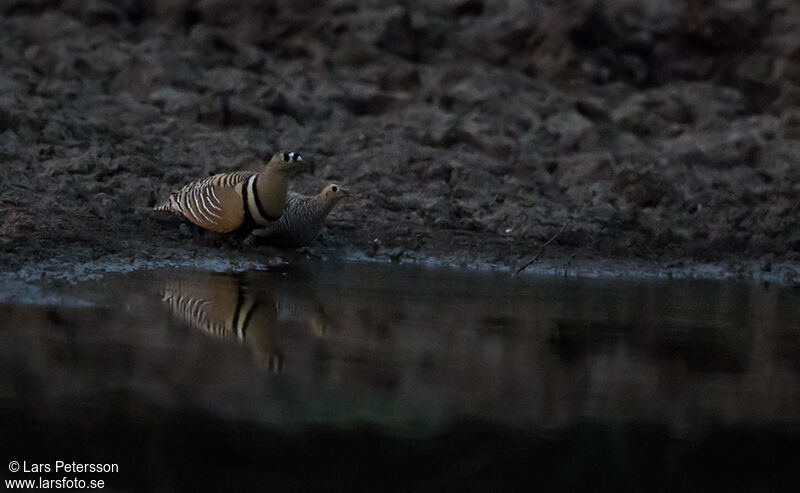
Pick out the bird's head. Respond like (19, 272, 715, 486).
(320, 183, 350, 202)
(266, 150, 303, 172)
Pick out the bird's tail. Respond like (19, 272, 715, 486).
(153, 194, 182, 215)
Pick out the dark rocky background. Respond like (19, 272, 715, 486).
(0, 0, 798, 275)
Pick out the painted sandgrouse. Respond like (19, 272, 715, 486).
(246, 183, 349, 247)
(154, 151, 303, 233)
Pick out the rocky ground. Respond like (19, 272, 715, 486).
(0, 0, 799, 283)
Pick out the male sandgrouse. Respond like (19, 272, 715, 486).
(154, 151, 303, 233)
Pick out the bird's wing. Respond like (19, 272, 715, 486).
(175, 171, 255, 233)
(249, 192, 305, 238)
(161, 276, 243, 341)
(161, 275, 281, 368)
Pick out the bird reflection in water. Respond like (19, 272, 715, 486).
(159, 271, 330, 372)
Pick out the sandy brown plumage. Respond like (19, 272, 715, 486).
(154, 151, 303, 234)
(159, 273, 330, 372)
(160, 274, 283, 371)
(155, 171, 253, 232)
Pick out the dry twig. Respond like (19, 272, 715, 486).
(515, 222, 568, 276)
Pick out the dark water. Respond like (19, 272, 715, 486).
(1, 263, 799, 491)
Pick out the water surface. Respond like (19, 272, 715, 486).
(1, 263, 799, 491)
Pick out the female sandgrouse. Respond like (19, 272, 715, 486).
(154, 151, 303, 233)
(246, 183, 349, 247)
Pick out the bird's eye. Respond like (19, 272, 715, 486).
(283, 152, 290, 161)
(331, 185, 338, 192)
(293, 154, 302, 161)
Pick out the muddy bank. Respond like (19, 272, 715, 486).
(1, 244, 799, 292)
(0, 1, 799, 282)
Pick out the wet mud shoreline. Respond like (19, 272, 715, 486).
(1, 1, 799, 285)
(1, 243, 798, 290)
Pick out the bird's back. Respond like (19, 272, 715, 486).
(269, 192, 324, 247)
(154, 171, 255, 233)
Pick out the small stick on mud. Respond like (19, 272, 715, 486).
(515, 222, 568, 276)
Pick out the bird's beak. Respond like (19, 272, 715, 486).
(340, 188, 352, 197)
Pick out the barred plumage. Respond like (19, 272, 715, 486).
(154, 151, 303, 234)
(247, 183, 350, 247)
(160, 275, 284, 372)
(160, 273, 330, 372)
